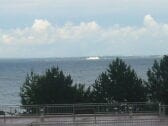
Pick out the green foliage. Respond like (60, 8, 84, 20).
(21, 58, 149, 105)
(20, 67, 91, 105)
(147, 55, 168, 104)
(71, 84, 93, 103)
(92, 58, 147, 103)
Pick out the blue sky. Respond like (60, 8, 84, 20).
(0, 0, 168, 58)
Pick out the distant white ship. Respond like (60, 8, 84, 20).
(86, 56, 100, 60)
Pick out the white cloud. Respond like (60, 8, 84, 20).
(144, 15, 158, 27)
(32, 19, 51, 32)
(0, 15, 168, 57)
(0, 20, 102, 45)
(57, 21, 101, 39)
(2, 35, 14, 44)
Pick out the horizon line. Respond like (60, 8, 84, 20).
(0, 55, 164, 60)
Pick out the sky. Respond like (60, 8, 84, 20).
(0, 0, 168, 58)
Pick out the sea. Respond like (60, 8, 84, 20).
(0, 56, 161, 105)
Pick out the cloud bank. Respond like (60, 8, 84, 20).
(0, 15, 168, 57)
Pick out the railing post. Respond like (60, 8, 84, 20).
(159, 104, 166, 117)
(163, 105, 166, 116)
(40, 106, 44, 122)
(114, 107, 118, 115)
(3, 112, 6, 124)
(129, 105, 133, 118)
(159, 103, 161, 116)
(94, 108, 96, 124)
(73, 104, 75, 122)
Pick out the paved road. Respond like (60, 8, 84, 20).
(0, 115, 167, 126)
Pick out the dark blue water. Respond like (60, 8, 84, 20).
(0, 56, 161, 105)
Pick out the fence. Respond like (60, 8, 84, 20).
(0, 103, 167, 126)
(0, 102, 160, 117)
(159, 105, 168, 116)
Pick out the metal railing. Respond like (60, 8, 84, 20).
(0, 102, 159, 117)
(159, 105, 168, 116)
(0, 103, 167, 126)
